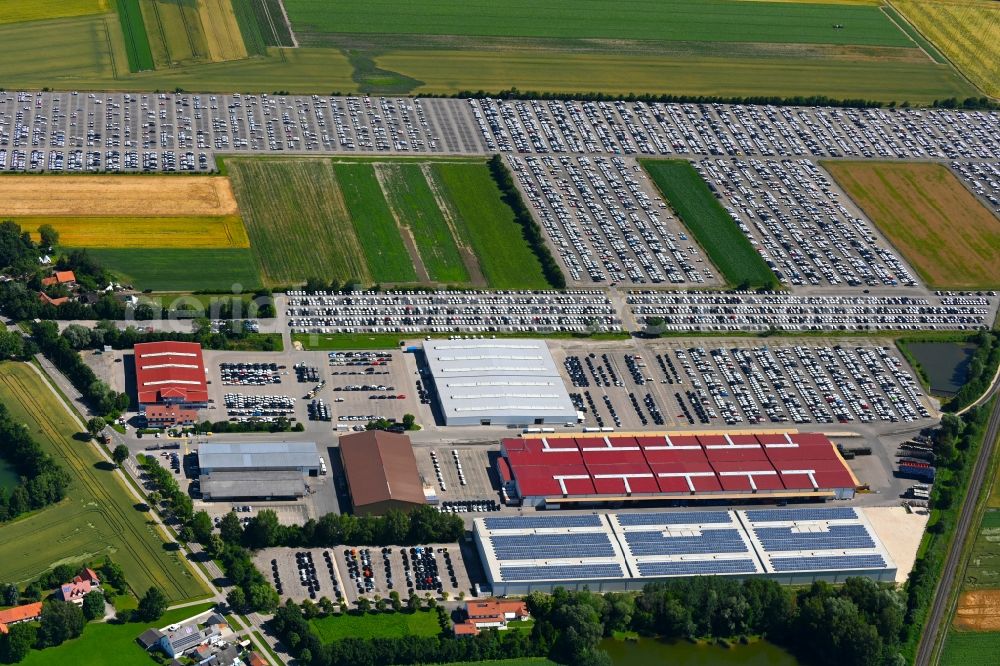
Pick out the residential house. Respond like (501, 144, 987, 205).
(454, 599, 530, 636)
(59, 568, 100, 605)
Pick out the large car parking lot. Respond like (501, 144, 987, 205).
(285, 289, 620, 335)
(628, 290, 999, 332)
(548, 338, 936, 431)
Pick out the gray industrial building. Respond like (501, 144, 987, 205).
(198, 442, 320, 500)
(424, 339, 577, 426)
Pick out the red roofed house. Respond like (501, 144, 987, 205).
(38, 292, 69, 307)
(0, 602, 43, 635)
(40, 270, 76, 287)
(142, 404, 199, 429)
(455, 599, 530, 636)
(133, 341, 209, 407)
(59, 568, 100, 605)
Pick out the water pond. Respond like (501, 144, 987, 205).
(906, 342, 976, 396)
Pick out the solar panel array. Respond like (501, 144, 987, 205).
(754, 525, 875, 552)
(637, 560, 759, 577)
(744, 507, 858, 523)
(770, 555, 886, 572)
(624, 529, 749, 556)
(499, 564, 624, 581)
(490, 533, 615, 560)
(617, 511, 733, 526)
(484, 514, 603, 530)
(477, 507, 893, 585)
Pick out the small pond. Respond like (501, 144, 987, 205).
(906, 342, 976, 397)
(0, 458, 19, 492)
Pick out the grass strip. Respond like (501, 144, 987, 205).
(641, 159, 778, 289)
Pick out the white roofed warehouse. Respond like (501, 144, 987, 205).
(424, 339, 577, 426)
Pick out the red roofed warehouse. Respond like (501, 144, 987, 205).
(498, 431, 858, 508)
(134, 341, 208, 406)
(0, 602, 43, 635)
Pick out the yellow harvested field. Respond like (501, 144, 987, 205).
(23, 216, 249, 249)
(825, 161, 1000, 290)
(893, 0, 999, 97)
(956, 590, 1000, 631)
(0, 0, 108, 25)
(0, 176, 239, 216)
(199, 0, 248, 62)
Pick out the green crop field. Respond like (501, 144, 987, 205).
(962, 510, 1000, 589)
(0, 363, 209, 603)
(84, 248, 261, 291)
(642, 160, 779, 288)
(309, 610, 441, 643)
(333, 162, 417, 283)
(285, 0, 910, 46)
(115, 0, 154, 71)
(434, 661, 558, 666)
(0, 0, 109, 25)
(226, 158, 373, 287)
(227, 157, 546, 289)
(375, 49, 975, 103)
(19, 602, 215, 666)
(940, 631, 1000, 666)
(378, 163, 471, 284)
(430, 163, 549, 289)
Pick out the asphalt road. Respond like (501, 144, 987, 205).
(915, 381, 1000, 666)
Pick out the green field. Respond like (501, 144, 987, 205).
(375, 48, 976, 102)
(434, 661, 557, 666)
(285, 0, 910, 46)
(431, 163, 549, 289)
(379, 163, 471, 284)
(641, 160, 779, 288)
(0, 1, 975, 102)
(226, 158, 373, 287)
(115, 0, 153, 71)
(84, 248, 261, 291)
(940, 631, 1000, 666)
(19, 602, 215, 666)
(309, 610, 441, 643)
(227, 157, 550, 289)
(0, 363, 209, 603)
(333, 163, 417, 283)
(963, 510, 1000, 589)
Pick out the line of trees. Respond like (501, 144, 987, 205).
(29, 321, 130, 420)
(210, 505, 465, 551)
(440, 89, 1000, 111)
(945, 330, 1000, 412)
(900, 404, 991, 658)
(58, 319, 280, 354)
(486, 154, 566, 289)
(269, 576, 907, 666)
(138, 455, 193, 524)
(0, 402, 71, 524)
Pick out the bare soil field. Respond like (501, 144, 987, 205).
(0, 176, 239, 216)
(824, 161, 1000, 289)
(956, 590, 1000, 631)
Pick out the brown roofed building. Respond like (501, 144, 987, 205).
(339, 431, 426, 515)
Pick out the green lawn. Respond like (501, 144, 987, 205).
(379, 163, 470, 284)
(284, 0, 911, 46)
(19, 602, 215, 666)
(333, 162, 417, 283)
(641, 159, 778, 288)
(83, 248, 261, 291)
(431, 162, 550, 289)
(309, 610, 441, 643)
(0, 363, 209, 602)
(940, 631, 1000, 666)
